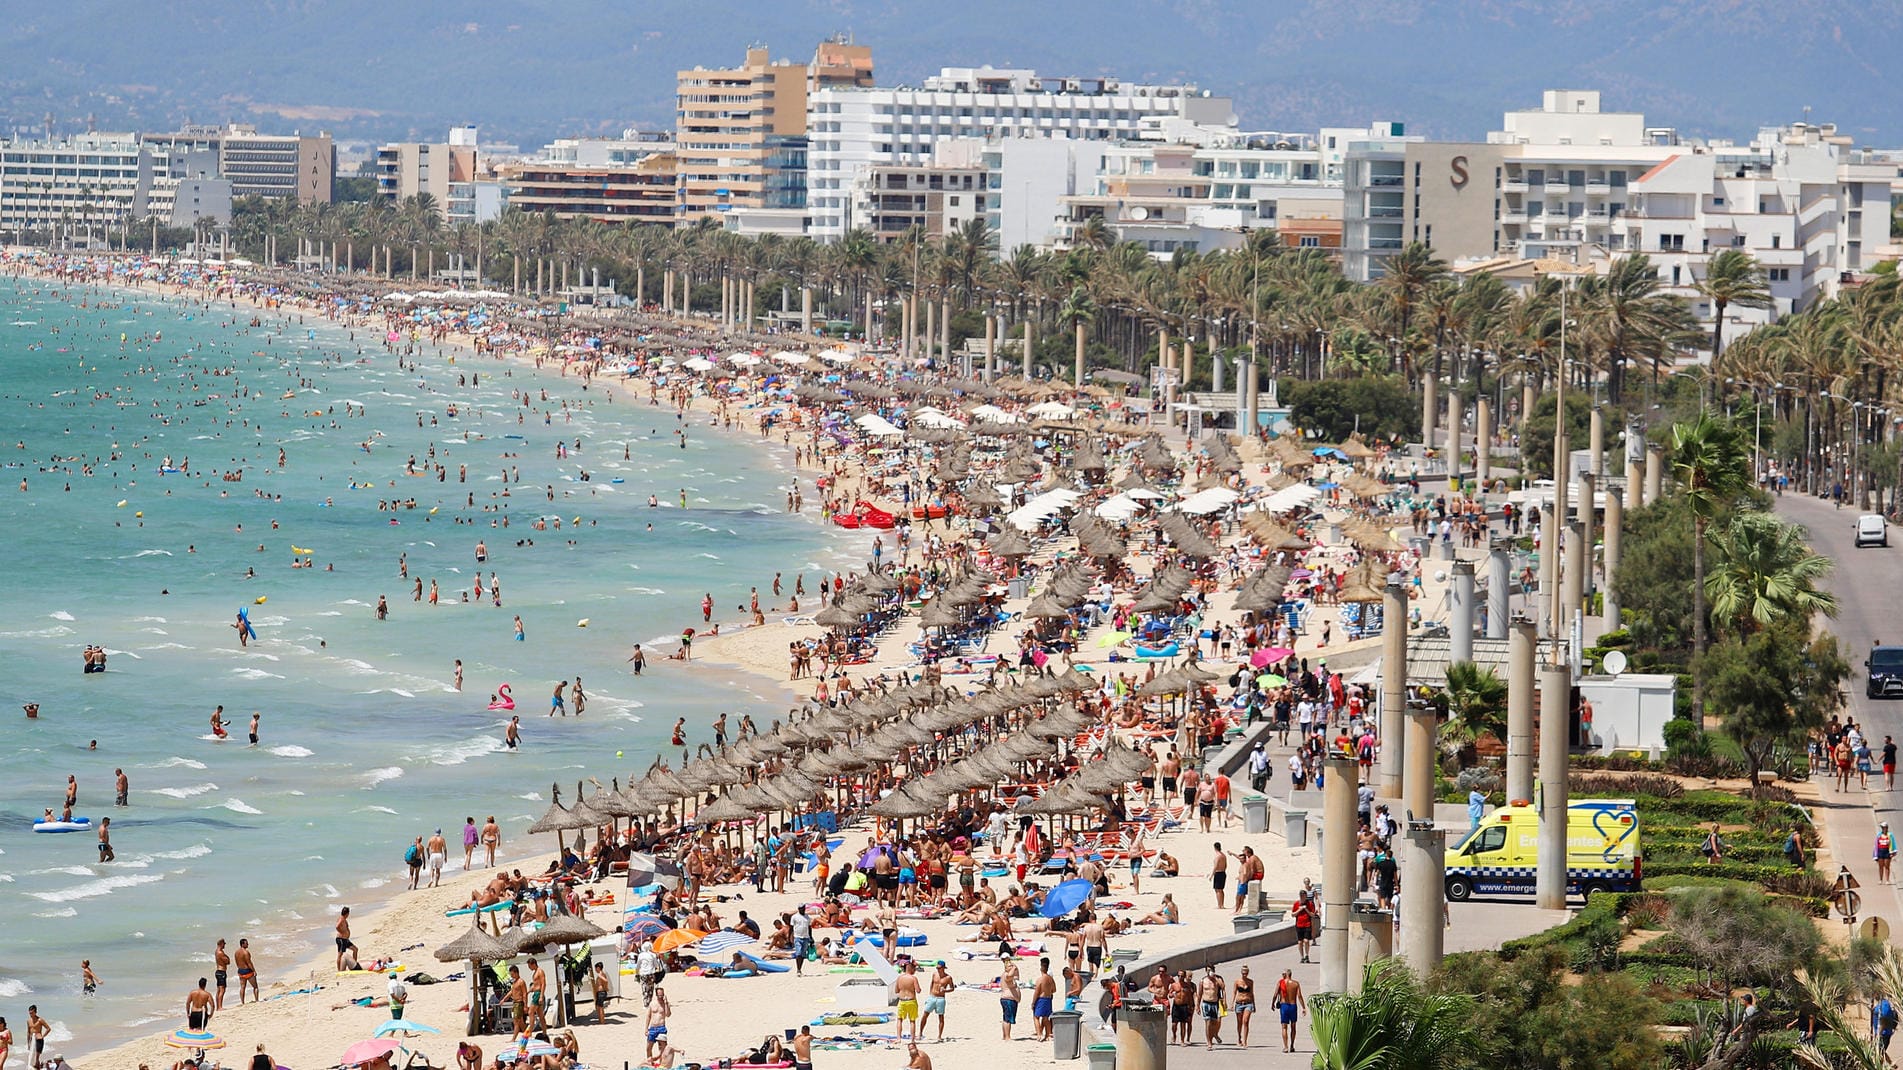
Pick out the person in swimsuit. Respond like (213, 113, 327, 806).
(505, 717, 521, 750)
(1274, 969, 1307, 1053)
(235, 938, 259, 1003)
(549, 681, 567, 717)
(185, 978, 215, 1032)
(1232, 966, 1257, 1047)
(80, 961, 98, 996)
(463, 817, 479, 870)
(213, 940, 230, 1008)
(999, 958, 1020, 1041)
(248, 712, 260, 746)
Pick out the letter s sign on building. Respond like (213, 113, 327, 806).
(1449, 155, 1470, 190)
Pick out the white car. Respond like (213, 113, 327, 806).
(1857, 513, 1888, 548)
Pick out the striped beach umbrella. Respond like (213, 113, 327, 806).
(692, 930, 758, 957)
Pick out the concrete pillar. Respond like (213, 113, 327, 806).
(1399, 823, 1446, 976)
(1212, 341, 1224, 394)
(1626, 458, 1644, 510)
(1577, 471, 1596, 596)
(1486, 543, 1510, 641)
(1446, 390, 1464, 486)
(1537, 505, 1557, 640)
(939, 299, 951, 369)
(1475, 397, 1493, 491)
(984, 314, 997, 382)
(1507, 619, 1536, 804)
(900, 295, 913, 361)
(800, 287, 813, 336)
(1158, 329, 1170, 380)
(1346, 908, 1394, 994)
(1022, 318, 1035, 379)
(923, 300, 935, 363)
(721, 277, 731, 325)
(1378, 582, 1409, 799)
(1246, 361, 1260, 434)
(865, 291, 875, 346)
(1422, 371, 1439, 451)
(681, 272, 690, 315)
(1450, 560, 1476, 665)
(1644, 446, 1664, 503)
(1602, 492, 1624, 631)
(1118, 1006, 1167, 1070)
(1075, 322, 1087, 385)
(1562, 519, 1585, 633)
(1589, 406, 1605, 478)
(1536, 664, 1572, 909)
(1404, 690, 1436, 821)
(1319, 754, 1359, 995)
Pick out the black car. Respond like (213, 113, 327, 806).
(1869, 645, 1903, 699)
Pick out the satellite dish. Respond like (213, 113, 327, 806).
(1129, 206, 1150, 221)
(1602, 650, 1628, 676)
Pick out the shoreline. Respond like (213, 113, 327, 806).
(3, 257, 849, 1065)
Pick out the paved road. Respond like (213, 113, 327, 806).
(1776, 493, 1903, 931)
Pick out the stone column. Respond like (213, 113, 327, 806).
(1116, 1006, 1167, 1070)
(1422, 372, 1439, 452)
(864, 292, 875, 346)
(1022, 318, 1035, 379)
(1212, 342, 1224, 394)
(1537, 505, 1558, 640)
(1377, 582, 1410, 800)
(1404, 689, 1436, 821)
(1486, 542, 1511, 641)
(1400, 822, 1446, 975)
(1319, 754, 1359, 994)
(800, 287, 813, 336)
(1578, 472, 1596, 596)
(1246, 361, 1260, 435)
(923, 300, 935, 363)
(1446, 389, 1465, 487)
(1602, 492, 1624, 631)
(984, 314, 997, 382)
(1158, 329, 1170, 378)
(939, 298, 951, 368)
(1626, 457, 1644, 510)
(1562, 519, 1585, 634)
(901, 295, 913, 361)
(1536, 664, 1572, 909)
(1451, 560, 1476, 665)
(1589, 406, 1605, 477)
(1507, 619, 1537, 803)
(1644, 445, 1664, 503)
(1475, 397, 1493, 491)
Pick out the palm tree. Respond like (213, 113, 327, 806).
(1695, 249, 1772, 360)
(1435, 661, 1509, 767)
(1578, 254, 1701, 402)
(1310, 959, 1483, 1070)
(1670, 413, 1751, 713)
(1377, 242, 1448, 380)
(1704, 512, 1839, 636)
(1060, 285, 1096, 384)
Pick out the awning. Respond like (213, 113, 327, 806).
(853, 413, 903, 437)
(1175, 487, 1241, 515)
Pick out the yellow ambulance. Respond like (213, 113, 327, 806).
(1444, 798, 1641, 901)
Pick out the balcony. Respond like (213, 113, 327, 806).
(1367, 174, 1404, 187)
(1543, 180, 1571, 194)
(1367, 206, 1404, 218)
(1368, 238, 1405, 250)
(1584, 181, 1611, 195)
(1501, 179, 1528, 194)
(1501, 211, 1528, 225)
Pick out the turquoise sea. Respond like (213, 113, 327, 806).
(0, 274, 849, 1055)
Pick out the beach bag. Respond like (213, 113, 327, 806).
(405, 844, 420, 866)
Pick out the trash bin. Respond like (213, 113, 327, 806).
(1051, 1010, 1085, 1060)
(1085, 1043, 1117, 1070)
(1232, 914, 1261, 934)
(1242, 794, 1269, 834)
(1008, 576, 1031, 599)
(1284, 807, 1309, 847)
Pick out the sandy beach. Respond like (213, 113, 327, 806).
(9, 248, 1435, 1070)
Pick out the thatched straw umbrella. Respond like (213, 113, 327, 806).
(435, 925, 514, 1034)
(504, 916, 611, 1027)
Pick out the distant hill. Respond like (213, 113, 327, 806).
(7, 0, 1902, 148)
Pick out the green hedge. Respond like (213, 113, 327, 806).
(1498, 891, 1632, 960)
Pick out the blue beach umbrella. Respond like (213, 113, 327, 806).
(1039, 878, 1095, 919)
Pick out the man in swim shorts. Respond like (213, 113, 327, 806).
(185, 978, 215, 1032)
(920, 961, 953, 1042)
(334, 907, 352, 971)
(426, 829, 448, 888)
(894, 961, 922, 1039)
(235, 938, 258, 1004)
(644, 985, 670, 1062)
(999, 958, 1021, 1041)
(1031, 957, 1056, 1040)
(213, 939, 230, 1008)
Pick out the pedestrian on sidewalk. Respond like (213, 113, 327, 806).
(1875, 822, 1895, 884)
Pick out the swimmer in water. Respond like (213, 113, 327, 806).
(211, 706, 230, 739)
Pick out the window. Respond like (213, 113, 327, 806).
(948, 195, 959, 206)
(1465, 826, 1507, 854)
(1299, 235, 1319, 247)
(1769, 267, 1791, 282)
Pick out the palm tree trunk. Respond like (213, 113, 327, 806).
(1711, 297, 1727, 360)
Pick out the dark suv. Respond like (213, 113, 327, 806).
(1869, 645, 1903, 699)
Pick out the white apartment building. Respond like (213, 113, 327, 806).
(981, 136, 1107, 251)
(1623, 122, 1897, 341)
(1057, 126, 1340, 257)
(806, 66, 1232, 241)
(0, 133, 233, 234)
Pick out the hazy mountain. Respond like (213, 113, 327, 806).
(7, 0, 1901, 149)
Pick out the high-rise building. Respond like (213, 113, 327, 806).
(675, 44, 859, 223)
(807, 67, 1232, 242)
(141, 124, 333, 204)
(376, 126, 479, 216)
